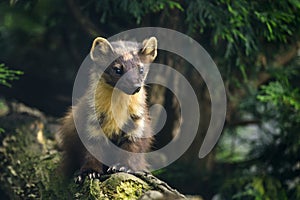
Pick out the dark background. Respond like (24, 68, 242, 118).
(1, 0, 300, 199)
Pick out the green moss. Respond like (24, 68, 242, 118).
(0, 114, 68, 199)
(72, 173, 150, 200)
(100, 173, 150, 200)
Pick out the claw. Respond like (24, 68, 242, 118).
(107, 163, 120, 173)
(107, 163, 134, 174)
(112, 165, 117, 172)
(74, 170, 102, 184)
(75, 175, 83, 184)
(119, 166, 126, 172)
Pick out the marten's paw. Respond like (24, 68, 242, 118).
(107, 163, 133, 174)
(74, 169, 102, 184)
(130, 170, 151, 176)
(107, 163, 150, 176)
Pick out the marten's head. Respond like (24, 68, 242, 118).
(90, 37, 157, 95)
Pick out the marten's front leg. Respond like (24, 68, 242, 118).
(75, 150, 103, 183)
(107, 136, 152, 174)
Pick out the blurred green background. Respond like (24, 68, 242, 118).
(0, 0, 300, 199)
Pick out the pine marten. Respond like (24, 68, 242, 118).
(59, 36, 157, 182)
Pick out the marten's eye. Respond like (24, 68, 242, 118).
(139, 67, 144, 74)
(114, 67, 123, 75)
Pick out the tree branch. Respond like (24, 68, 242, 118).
(0, 99, 189, 199)
(255, 41, 300, 87)
(66, 0, 106, 38)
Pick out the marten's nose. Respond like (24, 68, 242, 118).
(132, 87, 141, 94)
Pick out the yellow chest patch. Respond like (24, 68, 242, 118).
(93, 81, 145, 138)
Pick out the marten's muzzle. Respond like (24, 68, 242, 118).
(115, 70, 143, 95)
(132, 87, 141, 94)
(119, 83, 141, 95)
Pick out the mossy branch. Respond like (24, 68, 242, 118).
(0, 100, 187, 200)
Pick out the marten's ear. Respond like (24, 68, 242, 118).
(139, 37, 157, 63)
(90, 37, 114, 61)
